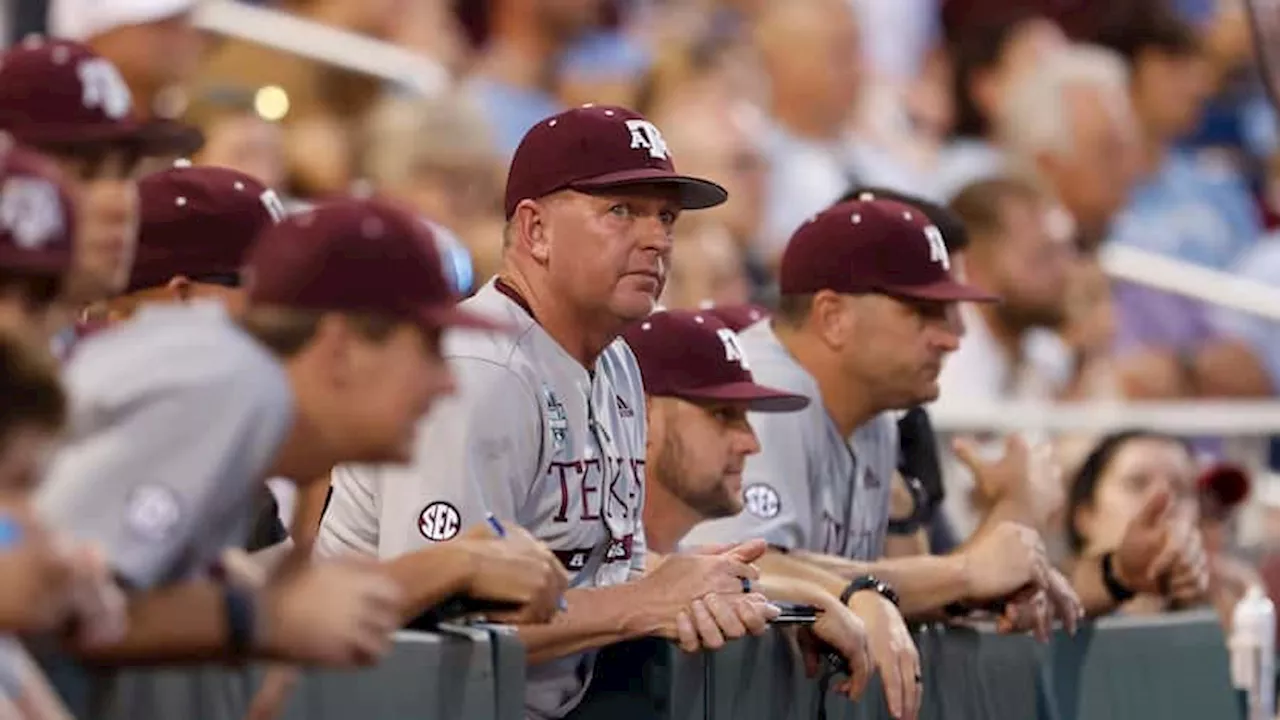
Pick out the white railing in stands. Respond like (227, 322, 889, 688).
(191, 0, 449, 95)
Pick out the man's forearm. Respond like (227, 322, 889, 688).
(515, 583, 659, 665)
(67, 581, 239, 665)
(783, 550, 969, 618)
(383, 545, 472, 621)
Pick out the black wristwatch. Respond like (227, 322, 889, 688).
(1101, 551, 1136, 603)
(841, 575, 900, 608)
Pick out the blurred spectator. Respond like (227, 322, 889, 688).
(185, 86, 287, 190)
(934, 177, 1076, 540)
(1065, 430, 1219, 621)
(651, 97, 772, 299)
(750, 0, 868, 259)
(1100, 3, 1261, 373)
(938, 177, 1076, 405)
(660, 222, 751, 310)
(362, 92, 505, 284)
(48, 0, 204, 120)
(467, 0, 603, 157)
(999, 43, 1139, 250)
(936, 12, 1068, 199)
(195, 0, 406, 196)
(1095, 4, 1264, 392)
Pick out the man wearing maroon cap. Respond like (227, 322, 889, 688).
(623, 308, 873, 701)
(320, 104, 778, 719)
(29, 198, 566, 712)
(0, 37, 201, 341)
(0, 143, 79, 351)
(103, 163, 287, 322)
(684, 198, 1085, 720)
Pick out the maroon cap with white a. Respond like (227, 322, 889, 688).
(0, 143, 76, 276)
(245, 198, 505, 332)
(780, 198, 998, 302)
(623, 309, 808, 413)
(129, 164, 285, 292)
(504, 104, 727, 219)
(0, 37, 201, 155)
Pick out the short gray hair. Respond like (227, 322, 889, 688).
(1000, 44, 1131, 159)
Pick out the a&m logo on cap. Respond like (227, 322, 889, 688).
(76, 57, 132, 120)
(0, 177, 64, 249)
(625, 119, 670, 160)
(923, 224, 949, 271)
(716, 327, 750, 371)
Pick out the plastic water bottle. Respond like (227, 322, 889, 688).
(1229, 585, 1275, 720)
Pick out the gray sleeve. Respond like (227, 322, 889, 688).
(36, 362, 290, 589)
(314, 464, 381, 559)
(681, 408, 814, 550)
(0, 638, 20, 700)
(365, 358, 543, 558)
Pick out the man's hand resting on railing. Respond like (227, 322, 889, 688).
(640, 539, 780, 652)
(796, 596, 872, 701)
(257, 558, 403, 666)
(958, 521, 1082, 634)
(846, 588, 920, 720)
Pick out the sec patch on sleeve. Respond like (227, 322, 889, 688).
(743, 484, 781, 519)
(418, 501, 461, 541)
(124, 485, 183, 542)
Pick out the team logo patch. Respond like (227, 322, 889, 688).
(542, 384, 569, 453)
(124, 485, 182, 542)
(743, 484, 781, 519)
(418, 501, 461, 541)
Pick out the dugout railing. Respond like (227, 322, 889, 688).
(91, 610, 1238, 720)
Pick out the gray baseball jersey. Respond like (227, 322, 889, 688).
(35, 302, 293, 589)
(319, 279, 647, 720)
(682, 320, 897, 561)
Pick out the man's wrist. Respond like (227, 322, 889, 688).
(841, 575, 899, 608)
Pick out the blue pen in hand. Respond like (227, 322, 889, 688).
(486, 513, 569, 612)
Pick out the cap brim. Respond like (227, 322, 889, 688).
(889, 279, 1000, 303)
(419, 304, 514, 333)
(29, 118, 204, 157)
(1198, 463, 1251, 508)
(675, 381, 810, 413)
(570, 168, 728, 210)
(0, 249, 71, 277)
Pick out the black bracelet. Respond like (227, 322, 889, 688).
(224, 586, 256, 658)
(943, 602, 969, 618)
(840, 575, 900, 608)
(1101, 552, 1136, 604)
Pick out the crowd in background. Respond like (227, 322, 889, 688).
(14, 0, 1280, 657)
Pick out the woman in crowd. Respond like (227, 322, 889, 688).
(1066, 430, 1249, 628)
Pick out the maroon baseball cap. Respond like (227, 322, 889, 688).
(779, 198, 998, 302)
(0, 37, 201, 155)
(128, 164, 284, 292)
(504, 104, 728, 219)
(702, 303, 771, 333)
(0, 143, 76, 275)
(623, 309, 808, 413)
(245, 198, 505, 333)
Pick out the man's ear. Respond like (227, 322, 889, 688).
(810, 290, 853, 348)
(513, 200, 551, 264)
